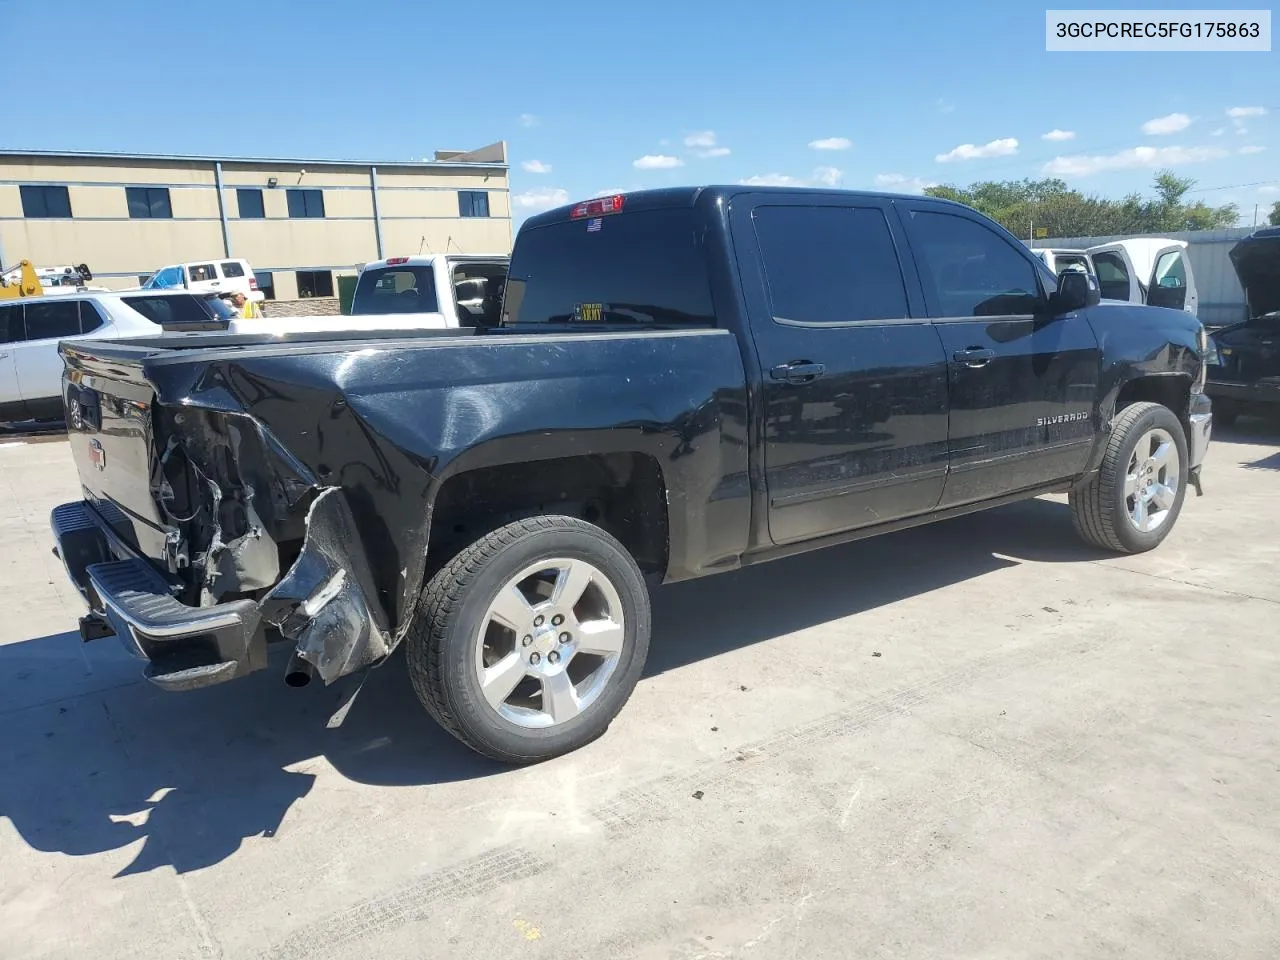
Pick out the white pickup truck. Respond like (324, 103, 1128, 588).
(1032, 238, 1199, 317)
(227, 255, 509, 335)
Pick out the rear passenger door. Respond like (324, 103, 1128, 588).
(730, 196, 950, 545)
(897, 203, 1101, 507)
(14, 299, 99, 414)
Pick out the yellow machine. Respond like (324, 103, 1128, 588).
(0, 260, 43, 299)
(0, 261, 95, 300)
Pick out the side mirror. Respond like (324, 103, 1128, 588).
(1053, 270, 1101, 313)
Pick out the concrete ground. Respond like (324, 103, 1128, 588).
(1, 423, 1278, 959)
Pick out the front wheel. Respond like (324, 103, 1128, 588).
(1069, 401, 1189, 554)
(406, 515, 651, 763)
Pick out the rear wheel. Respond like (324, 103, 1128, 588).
(406, 515, 650, 763)
(1070, 401, 1189, 554)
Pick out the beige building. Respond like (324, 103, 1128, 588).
(0, 144, 511, 300)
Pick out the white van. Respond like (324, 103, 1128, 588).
(142, 258, 265, 302)
(1032, 238, 1199, 317)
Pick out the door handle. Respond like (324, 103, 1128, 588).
(953, 346, 996, 368)
(770, 361, 826, 384)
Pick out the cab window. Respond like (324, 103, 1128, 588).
(909, 211, 1041, 317)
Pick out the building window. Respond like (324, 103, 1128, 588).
(126, 187, 173, 219)
(287, 188, 325, 219)
(459, 191, 490, 218)
(256, 271, 276, 300)
(237, 188, 265, 219)
(296, 270, 334, 298)
(20, 185, 72, 219)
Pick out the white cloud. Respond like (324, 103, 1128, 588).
(1228, 106, 1267, 119)
(1211, 127, 1226, 137)
(512, 187, 569, 210)
(809, 137, 852, 151)
(1041, 129, 1075, 141)
(874, 172, 938, 193)
(520, 159, 552, 174)
(518, 113, 540, 128)
(739, 173, 805, 187)
(937, 99, 955, 114)
(935, 137, 1018, 162)
(682, 131, 731, 158)
(812, 166, 843, 187)
(633, 154, 684, 169)
(1043, 145, 1227, 177)
(1239, 145, 1266, 155)
(1142, 112, 1192, 135)
(1259, 184, 1280, 195)
(739, 167, 844, 188)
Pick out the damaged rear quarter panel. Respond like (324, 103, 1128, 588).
(143, 329, 748, 679)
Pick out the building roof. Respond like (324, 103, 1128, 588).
(0, 147, 507, 172)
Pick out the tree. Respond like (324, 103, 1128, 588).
(1268, 201, 1280, 227)
(924, 170, 1238, 238)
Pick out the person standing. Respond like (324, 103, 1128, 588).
(228, 291, 261, 319)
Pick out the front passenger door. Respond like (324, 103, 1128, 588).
(898, 204, 1101, 508)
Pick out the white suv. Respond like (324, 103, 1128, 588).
(142, 258, 265, 302)
(0, 291, 234, 424)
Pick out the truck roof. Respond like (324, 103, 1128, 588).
(360, 254, 509, 270)
(521, 185, 970, 229)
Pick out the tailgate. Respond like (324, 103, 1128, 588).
(61, 342, 171, 562)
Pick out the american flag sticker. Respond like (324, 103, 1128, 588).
(586, 217, 603, 232)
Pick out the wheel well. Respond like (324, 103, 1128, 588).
(426, 453, 669, 579)
(1116, 376, 1191, 431)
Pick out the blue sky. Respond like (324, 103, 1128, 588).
(2, 0, 1274, 223)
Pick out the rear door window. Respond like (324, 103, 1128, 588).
(351, 266, 439, 314)
(24, 300, 83, 340)
(751, 205, 909, 323)
(504, 208, 714, 326)
(79, 300, 106, 334)
(221, 261, 246, 279)
(1092, 252, 1131, 301)
(186, 263, 218, 283)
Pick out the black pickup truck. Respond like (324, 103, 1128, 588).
(51, 186, 1213, 762)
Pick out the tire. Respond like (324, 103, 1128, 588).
(1069, 401, 1189, 554)
(406, 515, 651, 763)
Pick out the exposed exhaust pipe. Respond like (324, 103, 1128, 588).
(284, 653, 316, 688)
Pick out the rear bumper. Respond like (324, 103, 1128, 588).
(1206, 378, 1280, 406)
(50, 501, 265, 690)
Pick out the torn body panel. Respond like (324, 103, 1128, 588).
(260, 487, 396, 684)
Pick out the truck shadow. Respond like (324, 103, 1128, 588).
(0, 496, 1097, 876)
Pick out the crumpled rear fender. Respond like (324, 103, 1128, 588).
(259, 487, 397, 683)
